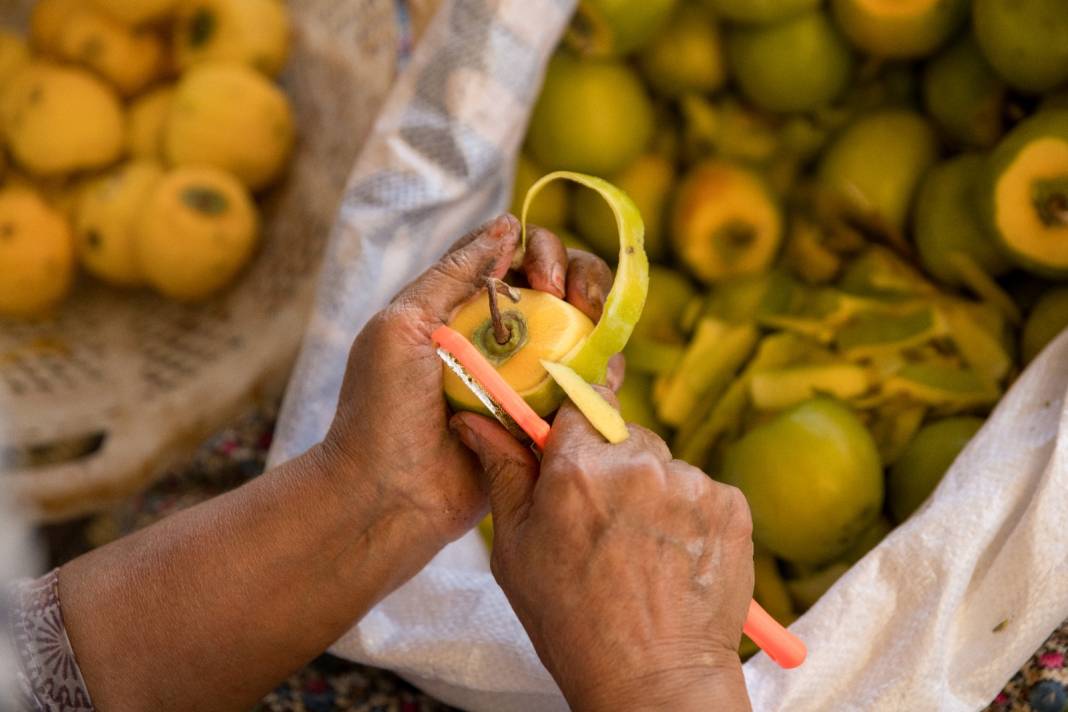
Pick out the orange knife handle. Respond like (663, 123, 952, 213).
(743, 599, 806, 669)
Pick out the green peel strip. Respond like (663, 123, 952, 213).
(522, 171, 649, 384)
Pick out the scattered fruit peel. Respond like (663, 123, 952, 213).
(541, 360, 629, 444)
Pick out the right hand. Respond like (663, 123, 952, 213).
(452, 388, 755, 712)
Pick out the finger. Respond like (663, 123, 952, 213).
(565, 249, 614, 322)
(450, 412, 538, 535)
(605, 353, 625, 393)
(393, 214, 521, 326)
(520, 226, 567, 299)
(626, 424, 673, 462)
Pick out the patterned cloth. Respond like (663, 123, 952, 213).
(12, 403, 1067, 711)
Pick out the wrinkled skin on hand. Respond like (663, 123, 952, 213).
(453, 389, 755, 711)
(323, 214, 616, 546)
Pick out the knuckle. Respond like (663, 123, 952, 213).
(714, 483, 754, 538)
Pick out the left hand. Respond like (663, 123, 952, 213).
(321, 214, 614, 548)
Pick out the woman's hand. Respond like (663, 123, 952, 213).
(453, 390, 755, 712)
(323, 214, 612, 547)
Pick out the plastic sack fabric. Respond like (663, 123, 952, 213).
(269, 0, 1068, 709)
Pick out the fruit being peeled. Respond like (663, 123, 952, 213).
(723, 398, 883, 565)
(573, 153, 673, 261)
(527, 52, 654, 176)
(923, 35, 1005, 149)
(0, 62, 124, 176)
(638, 3, 725, 98)
(0, 187, 73, 318)
(566, 0, 677, 58)
(982, 110, 1068, 277)
(672, 161, 782, 285)
(699, 0, 819, 25)
(726, 10, 853, 114)
(818, 109, 938, 237)
(443, 288, 595, 417)
(831, 0, 967, 59)
(75, 160, 164, 287)
(511, 155, 567, 229)
(888, 416, 982, 522)
(973, 0, 1068, 94)
(165, 62, 296, 191)
(914, 154, 1011, 287)
(137, 167, 260, 301)
(175, 0, 292, 77)
(1021, 288, 1068, 363)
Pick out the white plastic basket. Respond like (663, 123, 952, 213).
(0, 0, 413, 521)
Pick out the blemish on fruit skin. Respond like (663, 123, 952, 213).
(0, 222, 15, 241)
(85, 230, 102, 250)
(993, 619, 1009, 633)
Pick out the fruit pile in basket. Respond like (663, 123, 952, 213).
(517, 0, 1068, 640)
(0, 0, 294, 318)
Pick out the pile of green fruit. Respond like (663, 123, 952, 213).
(516, 0, 1068, 646)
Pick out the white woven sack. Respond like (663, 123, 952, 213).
(271, 1, 1068, 710)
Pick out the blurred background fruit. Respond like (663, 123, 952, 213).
(972, 0, 1068, 94)
(887, 416, 983, 521)
(565, 0, 677, 58)
(638, 2, 725, 98)
(174, 0, 291, 76)
(831, 0, 967, 59)
(0, 186, 73, 317)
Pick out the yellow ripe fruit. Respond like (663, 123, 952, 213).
(137, 167, 260, 300)
(75, 160, 164, 287)
(30, 0, 80, 54)
(175, 0, 291, 77)
(0, 30, 29, 89)
(0, 62, 124, 177)
(54, 6, 166, 96)
(89, 0, 181, 26)
(0, 187, 74, 318)
(165, 62, 295, 191)
(127, 86, 174, 160)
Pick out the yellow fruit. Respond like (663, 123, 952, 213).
(671, 160, 782, 284)
(30, 0, 79, 54)
(127, 87, 174, 160)
(443, 288, 595, 417)
(137, 167, 259, 300)
(1, 62, 124, 176)
(831, 0, 968, 59)
(888, 417, 982, 521)
(0, 30, 29, 89)
(566, 0, 678, 57)
(699, 0, 819, 25)
(0, 187, 74, 318)
(165, 62, 295, 191)
(527, 51, 654, 176)
(89, 0, 180, 25)
(511, 155, 567, 228)
(973, 0, 1068, 94)
(1021, 288, 1068, 363)
(638, 3, 725, 97)
(53, 6, 166, 96)
(75, 160, 164, 287)
(175, 0, 291, 77)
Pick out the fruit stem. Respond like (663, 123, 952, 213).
(486, 277, 520, 345)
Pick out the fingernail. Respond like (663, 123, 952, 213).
(587, 283, 605, 312)
(550, 264, 565, 296)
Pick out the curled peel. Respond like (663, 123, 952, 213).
(521, 171, 650, 385)
(541, 360, 629, 444)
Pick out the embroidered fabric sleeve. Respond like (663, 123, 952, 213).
(7, 569, 94, 712)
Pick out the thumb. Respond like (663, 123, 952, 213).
(451, 412, 538, 535)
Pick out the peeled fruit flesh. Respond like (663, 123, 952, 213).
(137, 167, 260, 301)
(1021, 288, 1068, 363)
(54, 5, 165, 96)
(722, 398, 884, 565)
(542, 360, 629, 444)
(75, 160, 164, 287)
(573, 153, 673, 262)
(914, 154, 1011, 287)
(566, 0, 677, 58)
(127, 87, 175, 161)
(165, 62, 296, 191)
(923, 35, 1005, 149)
(888, 416, 982, 522)
(0, 62, 124, 176)
(818, 109, 938, 237)
(982, 110, 1068, 277)
(700, 0, 819, 25)
(671, 160, 782, 285)
(511, 155, 567, 230)
(726, 10, 853, 114)
(638, 3, 724, 98)
(527, 52, 654, 176)
(972, 0, 1068, 94)
(0, 187, 73, 318)
(175, 0, 292, 77)
(831, 0, 967, 59)
(443, 288, 595, 417)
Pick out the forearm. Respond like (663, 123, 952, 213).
(58, 445, 442, 712)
